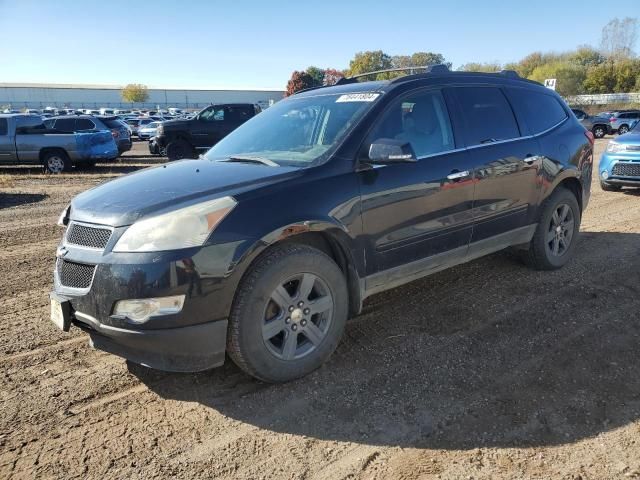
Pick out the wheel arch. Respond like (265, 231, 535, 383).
(544, 171, 584, 212)
(39, 147, 70, 163)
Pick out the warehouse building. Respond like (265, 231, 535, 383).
(0, 83, 284, 111)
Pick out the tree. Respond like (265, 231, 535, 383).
(391, 52, 450, 72)
(457, 62, 502, 72)
(600, 17, 638, 59)
(612, 58, 640, 92)
(285, 70, 315, 96)
(305, 66, 326, 87)
(529, 62, 587, 96)
(510, 52, 546, 78)
(583, 61, 617, 93)
(323, 68, 345, 86)
(347, 50, 393, 79)
(121, 83, 149, 104)
(568, 46, 605, 68)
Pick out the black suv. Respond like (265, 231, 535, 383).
(153, 103, 261, 160)
(51, 66, 593, 383)
(44, 115, 132, 156)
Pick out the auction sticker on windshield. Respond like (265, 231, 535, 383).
(336, 93, 380, 102)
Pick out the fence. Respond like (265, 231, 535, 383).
(566, 92, 640, 106)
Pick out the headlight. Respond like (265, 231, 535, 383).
(606, 142, 627, 153)
(156, 124, 163, 135)
(113, 196, 237, 252)
(58, 205, 70, 226)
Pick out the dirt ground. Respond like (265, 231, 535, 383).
(1, 138, 639, 480)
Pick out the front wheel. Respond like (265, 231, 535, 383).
(523, 187, 581, 270)
(227, 244, 348, 383)
(592, 125, 606, 138)
(165, 140, 193, 161)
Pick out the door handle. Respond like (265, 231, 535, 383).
(447, 170, 470, 180)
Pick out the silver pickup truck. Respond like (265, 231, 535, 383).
(0, 114, 119, 172)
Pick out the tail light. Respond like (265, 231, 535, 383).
(111, 129, 120, 139)
(609, 117, 615, 122)
(584, 130, 594, 146)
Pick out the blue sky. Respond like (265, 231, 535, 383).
(0, 0, 637, 90)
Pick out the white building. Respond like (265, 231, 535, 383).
(0, 83, 284, 111)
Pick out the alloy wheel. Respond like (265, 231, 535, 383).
(546, 203, 574, 257)
(262, 273, 334, 360)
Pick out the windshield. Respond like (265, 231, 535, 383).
(204, 92, 380, 166)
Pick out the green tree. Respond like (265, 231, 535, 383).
(347, 50, 393, 79)
(391, 52, 450, 71)
(285, 70, 315, 96)
(121, 83, 149, 104)
(529, 62, 587, 96)
(457, 62, 502, 72)
(613, 58, 640, 92)
(583, 61, 617, 93)
(511, 52, 546, 78)
(568, 46, 605, 68)
(305, 66, 326, 87)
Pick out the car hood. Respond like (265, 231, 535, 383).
(614, 131, 640, 145)
(70, 158, 300, 226)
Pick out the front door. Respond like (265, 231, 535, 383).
(192, 105, 226, 148)
(357, 88, 477, 293)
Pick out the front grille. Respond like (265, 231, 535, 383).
(66, 223, 111, 249)
(612, 163, 640, 177)
(57, 260, 95, 289)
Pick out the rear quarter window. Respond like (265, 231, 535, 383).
(449, 87, 520, 146)
(506, 88, 568, 135)
(101, 118, 123, 128)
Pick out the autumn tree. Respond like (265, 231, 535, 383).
(323, 68, 345, 86)
(529, 62, 587, 96)
(121, 83, 149, 104)
(285, 70, 314, 96)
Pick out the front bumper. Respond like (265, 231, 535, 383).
(52, 227, 246, 372)
(600, 152, 640, 186)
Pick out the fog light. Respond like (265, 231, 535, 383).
(601, 170, 609, 180)
(113, 295, 185, 324)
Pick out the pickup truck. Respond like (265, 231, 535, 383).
(153, 103, 261, 160)
(0, 114, 118, 173)
(571, 109, 611, 138)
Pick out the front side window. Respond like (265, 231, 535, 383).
(506, 88, 568, 135)
(367, 89, 454, 158)
(451, 87, 520, 146)
(199, 106, 225, 122)
(204, 92, 379, 166)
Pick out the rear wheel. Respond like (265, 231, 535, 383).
(600, 180, 622, 192)
(523, 187, 581, 270)
(592, 125, 606, 138)
(227, 244, 348, 383)
(43, 151, 71, 173)
(618, 124, 630, 135)
(166, 139, 193, 161)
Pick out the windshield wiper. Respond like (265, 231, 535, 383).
(223, 156, 279, 167)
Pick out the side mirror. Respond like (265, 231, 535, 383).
(368, 138, 417, 164)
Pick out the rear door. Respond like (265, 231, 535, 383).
(447, 86, 541, 243)
(0, 118, 17, 163)
(358, 87, 477, 289)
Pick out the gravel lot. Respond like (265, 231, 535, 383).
(1, 138, 639, 479)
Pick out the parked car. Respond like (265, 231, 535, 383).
(0, 114, 118, 172)
(608, 110, 640, 135)
(125, 117, 156, 137)
(137, 121, 162, 140)
(44, 115, 131, 155)
(571, 108, 611, 138)
(599, 121, 640, 191)
(50, 66, 592, 382)
(154, 103, 261, 160)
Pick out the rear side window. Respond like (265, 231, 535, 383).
(0, 118, 7, 135)
(507, 88, 568, 134)
(450, 87, 520, 146)
(76, 119, 96, 130)
(227, 105, 253, 122)
(54, 118, 76, 132)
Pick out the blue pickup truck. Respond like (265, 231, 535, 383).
(0, 114, 119, 173)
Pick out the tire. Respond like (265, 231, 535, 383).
(165, 139, 193, 161)
(227, 244, 348, 383)
(43, 151, 71, 173)
(600, 180, 622, 192)
(618, 124, 629, 135)
(523, 187, 581, 271)
(592, 125, 606, 138)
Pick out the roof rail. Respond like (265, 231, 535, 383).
(336, 64, 450, 85)
(499, 70, 520, 78)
